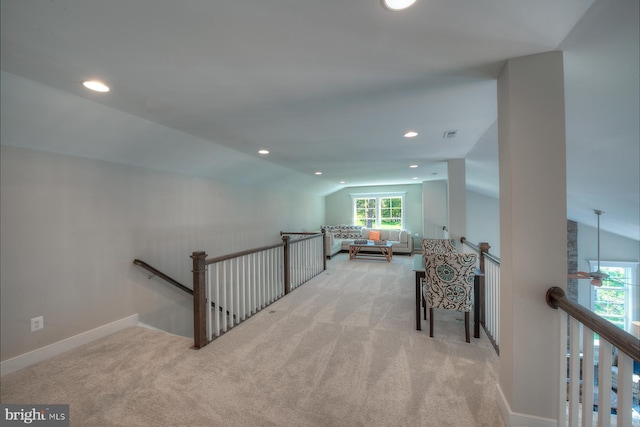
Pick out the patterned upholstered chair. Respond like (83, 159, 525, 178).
(422, 253, 478, 342)
(420, 238, 456, 255)
(420, 238, 457, 318)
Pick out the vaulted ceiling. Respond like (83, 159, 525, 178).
(1, 0, 638, 240)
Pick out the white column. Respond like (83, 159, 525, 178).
(497, 51, 567, 424)
(447, 158, 466, 246)
(422, 180, 448, 238)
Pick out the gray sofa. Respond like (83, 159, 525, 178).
(321, 225, 413, 259)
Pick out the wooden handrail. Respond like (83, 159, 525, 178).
(280, 231, 319, 236)
(205, 242, 285, 265)
(133, 259, 193, 295)
(134, 258, 230, 315)
(546, 286, 640, 361)
(282, 232, 322, 244)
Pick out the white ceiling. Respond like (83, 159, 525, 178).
(1, 0, 638, 240)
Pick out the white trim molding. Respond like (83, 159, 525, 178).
(1, 314, 139, 377)
(349, 191, 407, 198)
(497, 385, 557, 427)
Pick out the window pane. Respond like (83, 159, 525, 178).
(381, 197, 402, 228)
(592, 265, 630, 331)
(353, 195, 403, 229)
(355, 198, 376, 227)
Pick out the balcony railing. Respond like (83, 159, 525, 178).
(191, 232, 325, 348)
(460, 237, 500, 354)
(547, 287, 640, 426)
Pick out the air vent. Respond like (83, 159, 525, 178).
(443, 130, 458, 139)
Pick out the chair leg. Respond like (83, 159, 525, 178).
(464, 312, 470, 343)
(429, 308, 434, 338)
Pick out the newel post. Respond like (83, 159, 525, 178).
(282, 235, 291, 295)
(479, 242, 490, 327)
(191, 251, 208, 349)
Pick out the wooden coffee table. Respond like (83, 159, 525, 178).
(349, 241, 393, 262)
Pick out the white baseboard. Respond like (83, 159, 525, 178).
(1, 314, 139, 377)
(497, 384, 557, 427)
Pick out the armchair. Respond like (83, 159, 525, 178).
(421, 238, 457, 319)
(423, 253, 478, 342)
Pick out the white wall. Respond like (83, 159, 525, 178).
(1, 145, 324, 361)
(422, 180, 448, 239)
(466, 190, 500, 257)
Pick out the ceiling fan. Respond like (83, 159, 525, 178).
(568, 209, 609, 286)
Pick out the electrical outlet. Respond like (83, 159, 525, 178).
(31, 316, 43, 332)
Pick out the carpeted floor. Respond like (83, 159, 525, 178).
(1, 253, 505, 426)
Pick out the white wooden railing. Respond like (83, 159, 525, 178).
(460, 237, 500, 354)
(206, 244, 284, 339)
(286, 232, 325, 292)
(547, 287, 640, 426)
(191, 232, 325, 347)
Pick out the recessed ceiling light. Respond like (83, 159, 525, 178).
(403, 131, 418, 138)
(339, 181, 346, 184)
(258, 149, 269, 155)
(412, 177, 419, 180)
(382, 0, 417, 11)
(82, 80, 110, 92)
(315, 171, 322, 175)
(409, 164, 418, 168)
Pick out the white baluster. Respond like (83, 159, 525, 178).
(581, 326, 595, 427)
(597, 340, 612, 427)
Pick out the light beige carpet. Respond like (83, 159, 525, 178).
(1, 253, 505, 426)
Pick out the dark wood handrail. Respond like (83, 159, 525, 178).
(134, 258, 230, 318)
(284, 232, 323, 244)
(280, 231, 319, 236)
(205, 242, 285, 265)
(133, 259, 193, 295)
(546, 286, 640, 361)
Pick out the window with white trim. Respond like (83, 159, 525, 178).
(351, 193, 405, 229)
(589, 260, 638, 334)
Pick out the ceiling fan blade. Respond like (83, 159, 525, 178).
(568, 271, 592, 279)
(590, 271, 609, 281)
